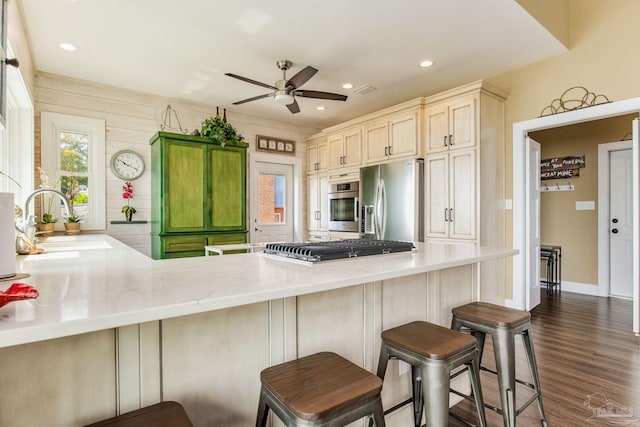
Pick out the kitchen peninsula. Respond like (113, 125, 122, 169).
(1, 235, 516, 426)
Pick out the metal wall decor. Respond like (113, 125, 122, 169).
(256, 135, 296, 155)
(539, 86, 611, 117)
(158, 104, 187, 134)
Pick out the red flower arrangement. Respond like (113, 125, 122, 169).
(121, 181, 136, 221)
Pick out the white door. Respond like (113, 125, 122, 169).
(633, 118, 640, 334)
(252, 161, 294, 243)
(609, 149, 633, 297)
(526, 137, 541, 310)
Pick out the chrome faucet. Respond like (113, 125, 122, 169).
(16, 189, 72, 253)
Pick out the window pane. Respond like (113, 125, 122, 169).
(60, 131, 88, 173)
(258, 174, 286, 224)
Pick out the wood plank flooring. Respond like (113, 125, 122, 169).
(449, 291, 640, 426)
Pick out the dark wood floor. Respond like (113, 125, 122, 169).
(449, 291, 640, 426)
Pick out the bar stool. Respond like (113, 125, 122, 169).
(376, 321, 487, 427)
(451, 302, 548, 427)
(256, 351, 385, 426)
(83, 401, 193, 426)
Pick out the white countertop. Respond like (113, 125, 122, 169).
(0, 234, 517, 348)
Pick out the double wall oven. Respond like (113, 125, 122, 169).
(328, 181, 359, 232)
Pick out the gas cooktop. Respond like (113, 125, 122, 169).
(263, 240, 415, 263)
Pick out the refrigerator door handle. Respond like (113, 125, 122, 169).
(379, 179, 387, 239)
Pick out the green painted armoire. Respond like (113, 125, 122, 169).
(150, 132, 248, 259)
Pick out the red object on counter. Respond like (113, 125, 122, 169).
(0, 283, 39, 308)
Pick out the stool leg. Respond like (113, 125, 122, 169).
(411, 365, 424, 427)
(472, 331, 487, 365)
(468, 356, 488, 427)
(371, 397, 386, 427)
(492, 329, 516, 427)
(376, 345, 390, 380)
(522, 330, 549, 427)
(255, 389, 269, 427)
(421, 363, 449, 427)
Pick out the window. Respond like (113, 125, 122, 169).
(41, 112, 105, 230)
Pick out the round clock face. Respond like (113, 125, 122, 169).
(111, 150, 145, 180)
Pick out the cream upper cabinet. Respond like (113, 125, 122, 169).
(363, 110, 419, 164)
(426, 149, 476, 240)
(328, 127, 362, 170)
(307, 138, 328, 174)
(424, 95, 476, 153)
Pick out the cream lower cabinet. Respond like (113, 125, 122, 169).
(426, 149, 476, 240)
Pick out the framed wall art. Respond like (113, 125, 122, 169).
(256, 135, 296, 155)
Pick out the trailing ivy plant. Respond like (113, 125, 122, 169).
(200, 114, 245, 146)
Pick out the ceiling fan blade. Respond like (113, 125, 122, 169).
(286, 100, 301, 114)
(225, 73, 278, 90)
(232, 93, 272, 105)
(294, 90, 348, 101)
(286, 66, 318, 89)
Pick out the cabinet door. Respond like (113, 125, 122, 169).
(308, 175, 319, 231)
(424, 104, 449, 153)
(449, 149, 476, 240)
(307, 144, 319, 174)
(328, 134, 344, 169)
(318, 174, 329, 231)
(448, 97, 476, 150)
(389, 113, 417, 159)
(209, 145, 246, 231)
(317, 142, 329, 172)
(343, 128, 362, 168)
(164, 140, 207, 233)
(363, 121, 389, 164)
(426, 153, 449, 239)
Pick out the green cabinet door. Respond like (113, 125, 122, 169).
(164, 140, 207, 233)
(209, 145, 246, 230)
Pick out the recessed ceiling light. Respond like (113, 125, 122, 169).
(342, 83, 353, 89)
(316, 106, 326, 111)
(420, 60, 434, 68)
(60, 43, 77, 51)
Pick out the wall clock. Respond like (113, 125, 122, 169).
(110, 150, 145, 180)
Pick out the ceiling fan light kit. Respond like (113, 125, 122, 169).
(225, 59, 348, 114)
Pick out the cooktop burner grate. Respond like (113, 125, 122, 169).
(263, 240, 415, 262)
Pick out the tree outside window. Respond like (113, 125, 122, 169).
(59, 131, 89, 219)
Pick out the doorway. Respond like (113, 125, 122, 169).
(598, 143, 633, 298)
(511, 99, 640, 334)
(249, 152, 303, 244)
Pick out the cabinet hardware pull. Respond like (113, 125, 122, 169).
(388, 145, 392, 156)
(444, 208, 449, 222)
(444, 135, 448, 147)
(449, 134, 454, 146)
(384, 147, 388, 156)
(315, 211, 320, 220)
(450, 208, 454, 222)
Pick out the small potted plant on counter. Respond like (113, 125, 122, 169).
(36, 168, 57, 236)
(62, 176, 82, 234)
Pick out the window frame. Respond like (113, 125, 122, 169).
(41, 112, 106, 230)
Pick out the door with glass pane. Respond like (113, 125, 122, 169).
(252, 161, 293, 243)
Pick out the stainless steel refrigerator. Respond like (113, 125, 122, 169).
(360, 158, 424, 242)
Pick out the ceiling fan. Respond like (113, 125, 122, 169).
(225, 60, 348, 114)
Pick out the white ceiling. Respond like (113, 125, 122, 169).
(18, 0, 566, 129)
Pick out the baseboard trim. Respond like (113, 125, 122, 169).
(548, 281, 600, 296)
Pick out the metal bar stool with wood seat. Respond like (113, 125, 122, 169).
(376, 321, 487, 427)
(256, 351, 385, 426)
(451, 302, 548, 427)
(83, 401, 193, 427)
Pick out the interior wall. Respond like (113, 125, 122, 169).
(34, 73, 319, 256)
(530, 114, 635, 287)
(486, 0, 640, 298)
